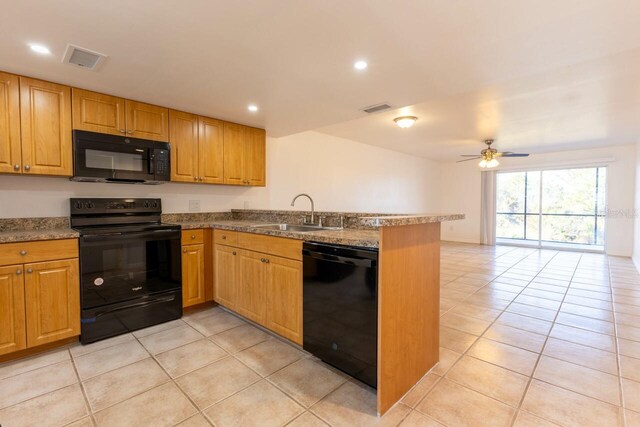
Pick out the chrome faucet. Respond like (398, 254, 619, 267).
(291, 193, 315, 225)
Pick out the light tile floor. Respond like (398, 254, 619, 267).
(2, 242, 640, 426)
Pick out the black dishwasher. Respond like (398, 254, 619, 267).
(303, 242, 378, 388)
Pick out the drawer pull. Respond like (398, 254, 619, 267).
(26, 268, 33, 274)
(191, 235, 196, 239)
(232, 251, 237, 255)
(15, 269, 22, 275)
(183, 248, 187, 253)
(222, 235, 227, 240)
(20, 250, 27, 256)
(264, 258, 270, 263)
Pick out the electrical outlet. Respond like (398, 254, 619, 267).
(243, 200, 250, 209)
(189, 200, 201, 212)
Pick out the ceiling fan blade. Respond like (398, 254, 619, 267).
(500, 153, 529, 157)
(460, 154, 482, 157)
(456, 157, 482, 163)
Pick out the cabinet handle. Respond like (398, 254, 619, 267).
(26, 268, 33, 274)
(260, 258, 265, 263)
(24, 165, 31, 171)
(127, 130, 134, 134)
(119, 129, 125, 133)
(183, 248, 187, 253)
(222, 235, 227, 240)
(13, 164, 20, 171)
(15, 269, 22, 275)
(20, 250, 27, 256)
(232, 251, 237, 255)
(191, 235, 196, 239)
(264, 258, 270, 263)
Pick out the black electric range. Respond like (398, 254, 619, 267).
(71, 198, 182, 344)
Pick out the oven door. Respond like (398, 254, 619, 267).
(79, 228, 181, 309)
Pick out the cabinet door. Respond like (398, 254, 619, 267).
(198, 116, 224, 184)
(266, 256, 302, 344)
(24, 259, 80, 347)
(72, 88, 125, 136)
(223, 122, 245, 185)
(169, 110, 198, 182)
(125, 100, 169, 142)
(0, 265, 26, 356)
(0, 72, 21, 174)
(244, 127, 266, 186)
(214, 244, 238, 309)
(235, 249, 267, 324)
(19, 77, 72, 176)
(182, 244, 205, 307)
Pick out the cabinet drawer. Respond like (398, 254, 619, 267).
(181, 229, 204, 245)
(214, 229, 238, 246)
(0, 239, 78, 266)
(237, 232, 302, 261)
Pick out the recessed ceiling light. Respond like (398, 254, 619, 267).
(248, 104, 258, 112)
(29, 43, 51, 55)
(394, 116, 418, 128)
(354, 60, 368, 70)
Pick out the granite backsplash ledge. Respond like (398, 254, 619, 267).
(230, 209, 408, 229)
(0, 217, 70, 231)
(161, 212, 232, 224)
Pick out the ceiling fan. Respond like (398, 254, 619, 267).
(457, 139, 529, 168)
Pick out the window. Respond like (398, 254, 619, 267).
(496, 167, 606, 249)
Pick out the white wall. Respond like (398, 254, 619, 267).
(441, 145, 637, 257)
(0, 131, 441, 218)
(633, 140, 640, 267)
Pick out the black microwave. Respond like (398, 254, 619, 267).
(71, 130, 170, 184)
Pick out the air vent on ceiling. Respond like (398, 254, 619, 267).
(62, 44, 107, 71)
(361, 103, 392, 114)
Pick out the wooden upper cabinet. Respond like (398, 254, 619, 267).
(169, 110, 198, 182)
(0, 72, 21, 174)
(266, 256, 302, 345)
(244, 127, 266, 186)
(182, 243, 205, 307)
(125, 100, 168, 141)
(198, 117, 224, 184)
(0, 265, 26, 356)
(223, 122, 245, 185)
(24, 259, 80, 347)
(72, 88, 125, 136)
(19, 77, 72, 176)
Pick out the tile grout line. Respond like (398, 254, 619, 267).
(610, 257, 628, 427)
(509, 252, 583, 427)
(67, 347, 98, 427)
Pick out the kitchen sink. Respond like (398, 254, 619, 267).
(250, 223, 340, 232)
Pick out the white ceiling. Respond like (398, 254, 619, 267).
(2, 0, 640, 160)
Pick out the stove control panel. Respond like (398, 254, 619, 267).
(70, 198, 162, 215)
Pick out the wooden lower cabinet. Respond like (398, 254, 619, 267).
(235, 250, 267, 323)
(24, 259, 80, 348)
(265, 256, 302, 344)
(214, 244, 238, 310)
(0, 265, 26, 356)
(182, 243, 205, 307)
(213, 234, 303, 345)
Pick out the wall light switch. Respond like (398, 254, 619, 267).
(189, 200, 201, 212)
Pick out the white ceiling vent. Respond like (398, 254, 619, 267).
(62, 44, 107, 71)
(361, 103, 392, 114)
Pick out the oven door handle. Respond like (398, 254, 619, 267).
(82, 229, 179, 242)
(89, 295, 177, 318)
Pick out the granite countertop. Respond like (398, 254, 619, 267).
(0, 228, 80, 243)
(168, 220, 381, 248)
(359, 213, 466, 227)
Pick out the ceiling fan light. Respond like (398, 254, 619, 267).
(488, 158, 499, 168)
(394, 116, 417, 128)
(478, 159, 488, 168)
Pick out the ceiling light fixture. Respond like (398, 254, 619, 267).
(354, 60, 368, 70)
(394, 116, 418, 128)
(248, 104, 258, 112)
(479, 157, 499, 168)
(29, 43, 51, 55)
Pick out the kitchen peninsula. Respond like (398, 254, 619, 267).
(0, 209, 463, 415)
